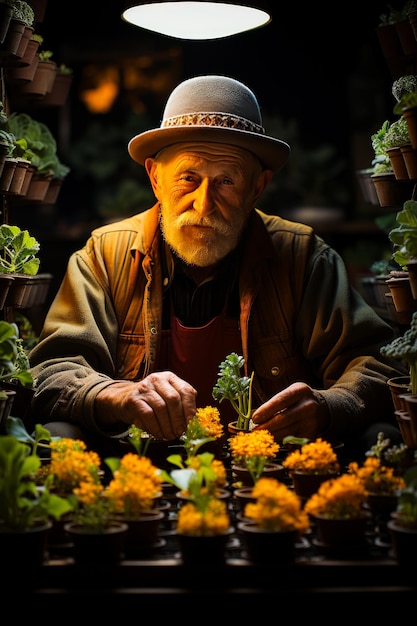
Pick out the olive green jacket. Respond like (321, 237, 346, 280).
(29, 205, 404, 441)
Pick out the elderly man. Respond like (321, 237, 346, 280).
(28, 75, 405, 459)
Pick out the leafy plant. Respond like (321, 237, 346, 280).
(0, 223, 40, 275)
(393, 465, 417, 528)
(0, 320, 33, 389)
(7, 0, 34, 26)
(387, 199, 417, 269)
(0, 434, 72, 530)
(212, 352, 254, 431)
(380, 310, 417, 393)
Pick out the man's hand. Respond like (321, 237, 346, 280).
(251, 382, 328, 441)
(95, 371, 197, 440)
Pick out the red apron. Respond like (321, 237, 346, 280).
(158, 303, 242, 425)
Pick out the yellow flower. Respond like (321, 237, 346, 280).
(229, 429, 279, 462)
(282, 438, 340, 474)
(348, 457, 405, 495)
(229, 429, 280, 484)
(304, 473, 368, 519)
(105, 453, 163, 518)
(49, 438, 102, 492)
(187, 455, 227, 490)
(177, 498, 230, 535)
(244, 477, 310, 533)
(72, 481, 114, 530)
(195, 406, 224, 439)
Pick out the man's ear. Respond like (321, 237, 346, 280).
(145, 157, 159, 195)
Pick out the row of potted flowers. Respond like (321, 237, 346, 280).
(1, 403, 417, 568)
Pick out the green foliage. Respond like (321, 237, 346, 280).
(212, 352, 254, 430)
(0, 435, 72, 530)
(380, 311, 417, 393)
(5, 416, 55, 456)
(7, 0, 34, 26)
(6, 112, 70, 178)
(0, 223, 40, 275)
(388, 199, 417, 268)
(395, 465, 417, 528)
(0, 320, 33, 388)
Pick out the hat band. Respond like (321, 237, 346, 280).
(162, 112, 265, 135)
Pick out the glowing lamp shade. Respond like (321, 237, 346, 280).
(122, 1, 271, 40)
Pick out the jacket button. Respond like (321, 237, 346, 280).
(271, 367, 280, 376)
(150, 327, 158, 335)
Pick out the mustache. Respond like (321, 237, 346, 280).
(176, 212, 232, 236)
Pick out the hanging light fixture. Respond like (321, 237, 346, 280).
(122, 1, 271, 40)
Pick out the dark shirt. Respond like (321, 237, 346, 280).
(162, 244, 240, 328)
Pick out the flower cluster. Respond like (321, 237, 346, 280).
(194, 406, 224, 440)
(105, 453, 163, 518)
(304, 473, 368, 519)
(71, 481, 114, 531)
(244, 477, 310, 533)
(282, 438, 340, 475)
(181, 406, 224, 457)
(229, 429, 279, 484)
(49, 438, 102, 492)
(348, 457, 406, 496)
(176, 497, 230, 536)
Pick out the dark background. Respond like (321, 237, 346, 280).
(6, 1, 407, 322)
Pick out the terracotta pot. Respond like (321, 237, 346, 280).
(407, 259, 417, 298)
(25, 172, 52, 201)
(386, 146, 409, 180)
(400, 143, 417, 180)
(19, 59, 57, 98)
(238, 522, 298, 565)
(395, 18, 417, 56)
(0, 18, 25, 57)
(0, 388, 16, 433)
(8, 159, 29, 195)
(387, 519, 417, 567)
(395, 409, 417, 448)
(398, 393, 417, 441)
(176, 526, 234, 565)
(7, 46, 39, 84)
(0, 3, 13, 45)
(355, 168, 380, 205)
(371, 172, 414, 208)
(0, 274, 14, 309)
(385, 275, 417, 312)
(403, 105, 417, 150)
(0, 158, 16, 193)
(387, 376, 411, 412)
(42, 71, 73, 107)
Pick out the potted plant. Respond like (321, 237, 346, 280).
(282, 437, 341, 500)
(212, 352, 254, 432)
(237, 476, 310, 564)
(228, 428, 283, 487)
(0, 431, 73, 567)
(303, 472, 371, 552)
(0, 319, 34, 429)
(387, 465, 417, 566)
(104, 451, 164, 558)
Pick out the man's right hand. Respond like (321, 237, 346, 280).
(95, 371, 197, 440)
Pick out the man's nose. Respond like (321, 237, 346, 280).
(192, 180, 215, 215)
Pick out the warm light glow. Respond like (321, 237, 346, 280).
(122, 2, 271, 40)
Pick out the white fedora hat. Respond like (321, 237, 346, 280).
(128, 75, 290, 172)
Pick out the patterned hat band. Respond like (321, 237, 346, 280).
(162, 112, 265, 135)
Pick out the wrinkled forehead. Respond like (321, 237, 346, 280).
(156, 141, 261, 167)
